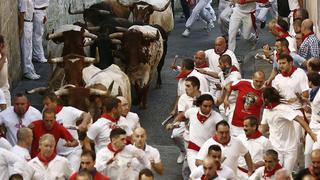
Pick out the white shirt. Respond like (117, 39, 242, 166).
(178, 93, 195, 112)
(0, 106, 42, 145)
(288, 0, 300, 10)
(261, 103, 299, 151)
(0, 55, 9, 90)
(185, 107, 223, 147)
(0, 137, 12, 150)
(0, 148, 34, 180)
(190, 164, 235, 180)
(272, 68, 309, 109)
(19, 0, 34, 21)
(286, 36, 297, 52)
(95, 144, 151, 180)
(236, 134, 272, 169)
(11, 145, 31, 161)
(196, 136, 248, 174)
(205, 49, 240, 73)
(248, 166, 276, 180)
(144, 144, 161, 164)
(310, 89, 320, 131)
(189, 70, 210, 93)
(55, 106, 83, 156)
(33, 0, 49, 8)
(0, 89, 6, 105)
(28, 155, 73, 180)
(119, 112, 141, 136)
(222, 71, 242, 104)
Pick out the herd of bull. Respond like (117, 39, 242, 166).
(26, 0, 174, 121)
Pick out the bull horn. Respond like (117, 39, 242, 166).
(84, 57, 96, 63)
(89, 88, 109, 96)
(108, 80, 115, 93)
(153, 0, 171, 12)
(61, 84, 77, 89)
(83, 31, 98, 39)
(109, 32, 123, 39)
(95, 47, 100, 63)
(68, 3, 84, 14)
(25, 87, 50, 94)
(47, 32, 63, 40)
(115, 27, 128, 32)
(50, 57, 64, 63)
(111, 39, 122, 44)
(97, 10, 112, 15)
(118, 86, 123, 96)
(87, 26, 100, 32)
(54, 88, 69, 96)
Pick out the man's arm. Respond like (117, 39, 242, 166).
(222, 82, 232, 109)
(259, 124, 269, 134)
(265, 68, 278, 86)
(166, 111, 186, 130)
(77, 112, 92, 133)
(294, 116, 317, 141)
(152, 161, 164, 175)
(244, 152, 254, 176)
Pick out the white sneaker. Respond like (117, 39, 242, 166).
(182, 29, 190, 37)
(177, 152, 185, 164)
(38, 58, 47, 63)
(25, 73, 40, 80)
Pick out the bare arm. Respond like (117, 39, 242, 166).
(83, 136, 93, 151)
(294, 116, 317, 141)
(244, 152, 254, 176)
(152, 161, 164, 175)
(64, 138, 79, 147)
(259, 124, 269, 134)
(170, 95, 179, 116)
(77, 112, 92, 133)
(265, 68, 278, 86)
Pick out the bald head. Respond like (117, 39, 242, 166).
(203, 157, 217, 179)
(252, 71, 265, 89)
(194, 50, 207, 67)
(302, 19, 313, 34)
(311, 149, 320, 174)
(133, 127, 147, 149)
(214, 36, 227, 55)
(17, 127, 33, 147)
(195, 50, 206, 59)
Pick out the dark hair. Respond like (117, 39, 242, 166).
(277, 19, 289, 32)
(43, 92, 59, 103)
(182, 58, 195, 70)
(243, 115, 259, 130)
(296, 8, 309, 20)
(215, 120, 229, 131)
(308, 58, 320, 72)
(262, 87, 282, 104)
(208, 144, 221, 152)
(0, 34, 4, 44)
(307, 72, 320, 86)
(278, 54, 293, 63)
(103, 97, 121, 113)
(195, 94, 214, 107)
(265, 149, 279, 160)
(77, 169, 93, 180)
(81, 150, 96, 161)
(276, 38, 289, 48)
(110, 128, 126, 140)
(138, 168, 154, 179)
(219, 54, 232, 65)
(185, 76, 200, 90)
(14, 93, 28, 100)
(9, 174, 23, 180)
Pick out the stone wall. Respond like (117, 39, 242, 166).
(0, 0, 21, 86)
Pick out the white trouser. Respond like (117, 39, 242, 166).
(60, 147, 82, 171)
(187, 149, 198, 172)
(171, 123, 187, 154)
(205, 3, 216, 21)
(277, 149, 298, 172)
(231, 124, 244, 137)
(256, 6, 269, 22)
(219, 4, 233, 36)
(228, 9, 256, 51)
(186, 0, 213, 28)
(33, 9, 46, 61)
(218, 0, 229, 15)
(21, 22, 36, 75)
(225, 103, 235, 124)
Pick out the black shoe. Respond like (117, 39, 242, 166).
(260, 21, 266, 29)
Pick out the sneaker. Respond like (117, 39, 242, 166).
(182, 29, 190, 37)
(24, 73, 40, 80)
(206, 21, 215, 32)
(177, 152, 185, 164)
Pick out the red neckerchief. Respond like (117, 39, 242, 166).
(246, 131, 262, 140)
(265, 102, 280, 109)
(101, 113, 119, 123)
(275, 24, 290, 40)
(229, 66, 239, 73)
(263, 163, 282, 178)
(37, 152, 56, 166)
(197, 111, 211, 124)
(303, 32, 315, 42)
(176, 70, 192, 80)
(107, 143, 123, 156)
(201, 174, 218, 180)
(308, 165, 320, 178)
(55, 105, 63, 114)
(281, 66, 297, 77)
(196, 63, 209, 69)
(213, 135, 230, 146)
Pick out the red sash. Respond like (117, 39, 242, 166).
(188, 141, 201, 151)
(37, 152, 56, 166)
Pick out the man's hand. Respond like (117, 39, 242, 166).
(224, 99, 230, 110)
(170, 63, 177, 70)
(77, 124, 87, 133)
(196, 68, 206, 74)
(64, 140, 79, 147)
(43, 16, 47, 24)
(263, 44, 271, 57)
(107, 157, 116, 165)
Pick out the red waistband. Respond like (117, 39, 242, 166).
(188, 141, 201, 151)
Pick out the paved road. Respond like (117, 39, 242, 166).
(12, 9, 275, 180)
